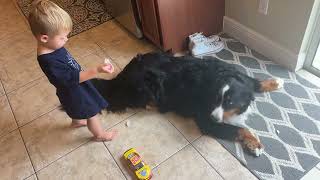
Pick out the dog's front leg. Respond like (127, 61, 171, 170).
(259, 78, 284, 92)
(236, 128, 264, 157)
(196, 118, 263, 157)
(234, 73, 284, 93)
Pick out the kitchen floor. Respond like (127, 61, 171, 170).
(0, 1, 319, 180)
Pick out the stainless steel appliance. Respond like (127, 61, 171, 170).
(104, 0, 143, 38)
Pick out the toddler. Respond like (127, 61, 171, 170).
(28, 0, 117, 141)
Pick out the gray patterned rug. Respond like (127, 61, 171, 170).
(204, 34, 320, 180)
(17, 0, 112, 36)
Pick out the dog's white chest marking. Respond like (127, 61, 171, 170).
(210, 85, 230, 122)
(225, 106, 252, 128)
(211, 105, 224, 123)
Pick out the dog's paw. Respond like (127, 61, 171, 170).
(275, 78, 284, 89)
(237, 129, 264, 157)
(242, 135, 264, 157)
(260, 78, 284, 92)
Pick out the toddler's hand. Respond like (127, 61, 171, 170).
(97, 58, 114, 73)
(98, 63, 114, 73)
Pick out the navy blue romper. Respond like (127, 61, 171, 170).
(37, 47, 108, 119)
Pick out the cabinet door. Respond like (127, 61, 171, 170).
(157, 0, 225, 53)
(136, 0, 162, 47)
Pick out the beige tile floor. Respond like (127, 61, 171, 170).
(1, 1, 319, 180)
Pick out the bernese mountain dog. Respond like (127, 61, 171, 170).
(92, 52, 284, 156)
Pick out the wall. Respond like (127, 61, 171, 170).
(225, 0, 314, 56)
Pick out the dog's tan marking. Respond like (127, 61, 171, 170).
(259, 78, 283, 92)
(223, 108, 240, 120)
(237, 128, 263, 156)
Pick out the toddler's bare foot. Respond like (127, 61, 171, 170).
(70, 120, 87, 128)
(93, 129, 118, 142)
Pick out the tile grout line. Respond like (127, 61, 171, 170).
(1, 47, 108, 138)
(212, 138, 261, 180)
(101, 111, 196, 175)
(0, 78, 19, 138)
(143, 116, 222, 178)
(0, 77, 39, 180)
(189, 142, 226, 180)
(5, 75, 45, 95)
(1, 31, 123, 132)
(0, 106, 60, 140)
(102, 143, 128, 180)
(151, 143, 190, 171)
(1, 64, 134, 177)
(23, 173, 37, 180)
(0, 27, 30, 44)
(0, 38, 116, 138)
(68, 110, 192, 178)
(95, 109, 142, 178)
(0, 28, 27, 42)
(5, 74, 145, 177)
(3, 43, 108, 96)
(29, 110, 139, 174)
(96, 43, 124, 71)
(4, 7, 125, 178)
(17, 106, 60, 128)
(165, 118, 226, 180)
(33, 139, 92, 174)
(0, 48, 114, 136)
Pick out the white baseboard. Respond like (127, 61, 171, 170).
(297, 69, 320, 88)
(223, 16, 299, 71)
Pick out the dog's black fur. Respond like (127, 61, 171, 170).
(92, 52, 272, 155)
(93, 52, 260, 112)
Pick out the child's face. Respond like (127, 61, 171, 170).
(39, 30, 70, 50)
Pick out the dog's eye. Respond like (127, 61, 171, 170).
(225, 96, 233, 104)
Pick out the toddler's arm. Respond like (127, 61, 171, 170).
(79, 63, 114, 83)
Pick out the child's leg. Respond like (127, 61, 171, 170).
(70, 119, 87, 128)
(87, 114, 118, 142)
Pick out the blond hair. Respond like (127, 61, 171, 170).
(28, 0, 73, 36)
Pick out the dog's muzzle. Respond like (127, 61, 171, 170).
(210, 106, 224, 123)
